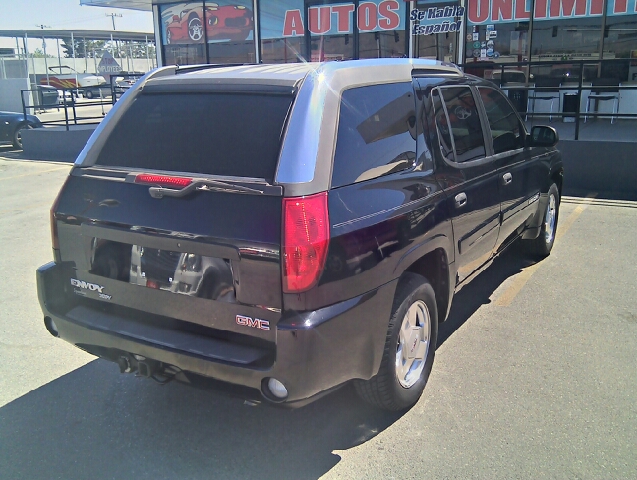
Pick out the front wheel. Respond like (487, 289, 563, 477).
(12, 123, 31, 149)
(85, 89, 94, 99)
(354, 273, 438, 411)
(522, 183, 560, 258)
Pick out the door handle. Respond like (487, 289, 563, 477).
(455, 192, 467, 208)
(502, 172, 513, 185)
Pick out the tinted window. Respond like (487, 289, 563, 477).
(332, 82, 417, 188)
(435, 87, 486, 163)
(478, 87, 525, 154)
(96, 92, 293, 182)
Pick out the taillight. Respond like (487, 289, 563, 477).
(50, 175, 71, 255)
(282, 192, 330, 293)
(134, 174, 192, 188)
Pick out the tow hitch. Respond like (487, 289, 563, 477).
(117, 354, 175, 385)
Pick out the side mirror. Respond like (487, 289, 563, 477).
(528, 125, 559, 147)
(172, 14, 180, 22)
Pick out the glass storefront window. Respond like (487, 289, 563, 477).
(412, 2, 462, 62)
(204, 0, 256, 63)
(259, 0, 305, 63)
(159, 1, 256, 65)
(464, 23, 529, 64)
(531, 18, 603, 61)
(160, 2, 208, 65)
(359, 31, 406, 58)
(261, 38, 306, 63)
(260, 0, 405, 62)
(603, 4, 637, 82)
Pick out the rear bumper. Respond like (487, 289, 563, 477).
(37, 262, 396, 406)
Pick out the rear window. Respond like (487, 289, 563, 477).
(95, 92, 294, 182)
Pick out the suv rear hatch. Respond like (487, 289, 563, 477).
(51, 87, 295, 368)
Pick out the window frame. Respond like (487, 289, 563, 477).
(431, 85, 493, 168)
(476, 86, 529, 157)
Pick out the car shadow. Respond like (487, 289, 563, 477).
(438, 245, 535, 346)
(0, 361, 403, 480)
(0, 247, 537, 480)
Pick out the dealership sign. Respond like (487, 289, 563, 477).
(411, 6, 464, 35)
(283, 0, 403, 36)
(468, 0, 637, 24)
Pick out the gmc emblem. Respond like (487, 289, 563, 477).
(236, 315, 270, 331)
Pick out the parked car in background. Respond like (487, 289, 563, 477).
(82, 84, 112, 99)
(0, 111, 42, 149)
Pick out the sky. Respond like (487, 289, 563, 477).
(0, 0, 154, 50)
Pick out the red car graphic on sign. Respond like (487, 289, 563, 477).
(165, 4, 253, 44)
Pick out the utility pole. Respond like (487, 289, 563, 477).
(105, 13, 122, 31)
(36, 25, 52, 86)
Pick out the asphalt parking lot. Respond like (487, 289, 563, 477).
(0, 155, 635, 479)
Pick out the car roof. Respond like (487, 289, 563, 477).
(144, 59, 463, 89)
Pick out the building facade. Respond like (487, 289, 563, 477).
(125, 0, 635, 82)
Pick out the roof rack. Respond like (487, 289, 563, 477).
(412, 68, 462, 77)
(175, 63, 254, 75)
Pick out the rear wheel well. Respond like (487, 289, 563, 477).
(403, 248, 450, 323)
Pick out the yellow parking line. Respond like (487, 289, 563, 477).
(0, 166, 69, 181)
(492, 194, 597, 307)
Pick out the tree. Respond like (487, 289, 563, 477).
(60, 38, 106, 58)
(29, 48, 54, 58)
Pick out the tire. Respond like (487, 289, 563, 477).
(354, 273, 438, 411)
(12, 123, 30, 149)
(522, 183, 560, 258)
(85, 89, 93, 99)
(166, 29, 172, 44)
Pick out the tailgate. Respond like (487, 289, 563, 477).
(54, 169, 283, 343)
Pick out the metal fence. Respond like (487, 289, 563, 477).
(458, 59, 637, 140)
(21, 72, 144, 131)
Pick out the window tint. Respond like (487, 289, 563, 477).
(332, 82, 417, 188)
(478, 87, 526, 154)
(95, 92, 293, 182)
(436, 87, 486, 163)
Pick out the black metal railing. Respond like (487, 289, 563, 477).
(457, 59, 637, 140)
(21, 73, 144, 131)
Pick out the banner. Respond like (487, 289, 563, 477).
(160, 2, 254, 44)
(468, 0, 637, 25)
(259, 0, 404, 38)
(410, 6, 464, 35)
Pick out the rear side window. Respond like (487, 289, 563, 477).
(332, 82, 417, 188)
(434, 87, 486, 163)
(478, 87, 525, 154)
(95, 93, 294, 182)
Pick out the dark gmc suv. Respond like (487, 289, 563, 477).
(37, 59, 563, 410)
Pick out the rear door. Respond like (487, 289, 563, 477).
(428, 84, 501, 284)
(54, 88, 294, 347)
